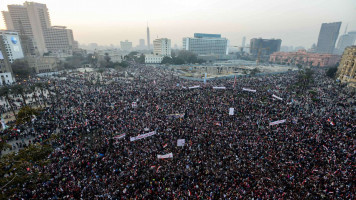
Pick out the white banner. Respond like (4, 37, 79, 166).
(269, 119, 286, 126)
(242, 88, 256, 93)
(177, 139, 185, 146)
(272, 94, 283, 100)
(229, 108, 234, 115)
(113, 133, 126, 139)
(213, 87, 226, 89)
(1, 118, 7, 130)
(189, 86, 200, 89)
(130, 131, 156, 141)
(157, 152, 173, 159)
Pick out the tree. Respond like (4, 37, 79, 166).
(296, 68, 314, 91)
(97, 68, 105, 76)
(35, 83, 47, 107)
(136, 54, 145, 64)
(0, 136, 11, 152)
(0, 87, 16, 119)
(44, 82, 55, 104)
(177, 50, 197, 64)
(0, 144, 52, 198)
(64, 53, 87, 68)
(11, 60, 33, 79)
(104, 53, 111, 63)
(171, 50, 205, 65)
(326, 66, 338, 79)
(16, 106, 40, 125)
(161, 56, 173, 64)
(87, 53, 98, 67)
(172, 57, 185, 65)
(29, 85, 41, 108)
(250, 67, 261, 76)
(118, 61, 129, 68)
(11, 84, 27, 107)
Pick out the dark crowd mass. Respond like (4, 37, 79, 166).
(1, 65, 355, 199)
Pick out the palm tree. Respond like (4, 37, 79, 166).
(44, 82, 54, 104)
(0, 86, 17, 119)
(11, 84, 27, 107)
(29, 84, 41, 108)
(36, 83, 47, 107)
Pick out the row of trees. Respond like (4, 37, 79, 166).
(0, 82, 54, 122)
(161, 50, 205, 65)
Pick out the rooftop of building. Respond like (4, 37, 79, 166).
(194, 33, 221, 38)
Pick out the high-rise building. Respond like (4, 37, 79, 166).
(153, 38, 171, 56)
(249, 38, 282, 57)
(337, 45, 356, 88)
(120, 40, 132, 52)
(138, 39, 145, 49)
(147, 25, 150, 50)
(336, 29, 356, 55)
(45, 26, 75, 55)
(316, 22, 341, 54)
(242, 36, 246, 48)
(183, 33, 228, 55)
(2, 2, 75, 55)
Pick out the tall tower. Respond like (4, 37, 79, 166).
(147, 24, 150, 50)
(242, 36, 246, 48)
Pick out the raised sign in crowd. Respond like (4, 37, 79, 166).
(0, 65, 355, 199)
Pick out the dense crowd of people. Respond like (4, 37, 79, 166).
(1, 65, 355, 199)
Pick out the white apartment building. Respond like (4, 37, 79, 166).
(145, 38, 171, 64)
(120, 40, 132, 52)
(153, 38, 171, 56)
(2, 2, 75, 56)
(0, 30, 24, 63)
(0, 72, 14, 85)
(145, 55, 164, 64)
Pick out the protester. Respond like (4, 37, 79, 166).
(1, 65, 354, 199)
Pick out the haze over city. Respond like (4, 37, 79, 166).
(1, 0, 356, 47)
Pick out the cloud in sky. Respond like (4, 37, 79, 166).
(1, 0, 355, 47)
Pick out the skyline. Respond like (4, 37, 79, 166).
(1, 0, 356, 48)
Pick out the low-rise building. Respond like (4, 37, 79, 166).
(145, 55, 163, 64)
(337, 46, 356, 88)
(27, 56, 58, 73)
(0, 72, 14, 85)
(269, 49, 341, 67)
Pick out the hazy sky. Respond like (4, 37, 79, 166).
(1, 0, 356, 48)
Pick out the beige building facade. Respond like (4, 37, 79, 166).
(337, 46, 356, 88)
(27, 56, 58, 73)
